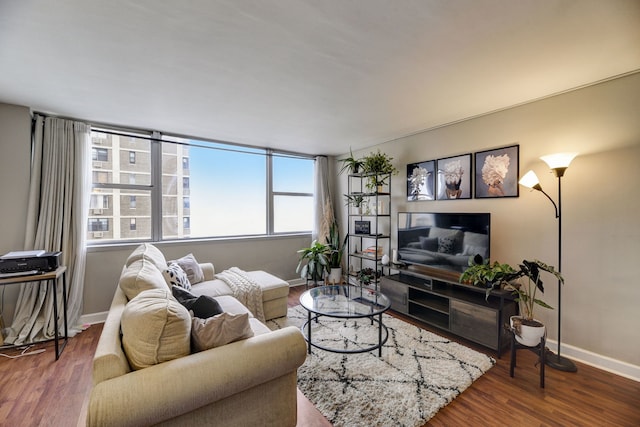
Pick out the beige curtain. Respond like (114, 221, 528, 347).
(6, 114, 90, 344)
(312, 156, 334, 244)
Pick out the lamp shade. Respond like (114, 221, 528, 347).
(540, 153, 578, 169)
(519, 170, 540, 189)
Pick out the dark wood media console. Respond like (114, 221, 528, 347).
(381, 266, 517, 357)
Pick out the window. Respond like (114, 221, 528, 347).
(92, 148, 108, 162)
(89, 218, 109, 231)
(87, 129, 314, 244)
(272, 156, 314, 233)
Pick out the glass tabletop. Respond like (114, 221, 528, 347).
(299, 285, 390, 318)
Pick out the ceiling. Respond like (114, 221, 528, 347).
(1, 1, 639, 156)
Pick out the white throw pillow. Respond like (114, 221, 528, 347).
(121, 288, 191, 370)
(191, 312, 254, 351)
(172, 253, 205, 284)
(163, 262, 192, 290)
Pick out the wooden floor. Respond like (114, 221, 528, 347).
(0, 286, 638, 426)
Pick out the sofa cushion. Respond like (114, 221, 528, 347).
(121, 288, 191, 370)
(191, 312, 254, 351)
(119, 258, 168, 300)
(172, 285, 224, 319)
(171, 253, 205, 284)
(125, 243, 167, 271)
(418, 236, 438, 251)
(163, 262, 192, 290)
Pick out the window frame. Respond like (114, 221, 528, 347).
(88, 127, 314, 245)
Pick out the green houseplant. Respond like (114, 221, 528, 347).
(460, 257, 564, 346)
(344, 193, 365, 214)
(339, 148, 365, 175)
(356, 267, 381, 287)
(361, 149, 399, 191)
(326, 221, 347, 284)
(296, 240, 330, 285)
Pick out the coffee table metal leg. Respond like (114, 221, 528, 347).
(378, 313, 383, 357)
(307, 310, 312, 354)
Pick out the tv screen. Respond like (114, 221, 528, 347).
(397, 212, 490, 274)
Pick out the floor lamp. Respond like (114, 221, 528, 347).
(519, 152, 578, 373)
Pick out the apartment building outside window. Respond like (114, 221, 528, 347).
(87, 129, 314, 243)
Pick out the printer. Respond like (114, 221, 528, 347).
(0, 250, 62, 274)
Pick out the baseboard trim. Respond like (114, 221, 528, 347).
(79, 311, 108, 326)
(545, 339, 640, 382)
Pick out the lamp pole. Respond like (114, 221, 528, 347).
(547, 168, 577, 372)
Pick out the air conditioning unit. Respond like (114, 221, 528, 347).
(94, 139, 104, 145)
(93, 231, 104, 238)
(92, 209, 103, 215)
(94, 161, 103, 169)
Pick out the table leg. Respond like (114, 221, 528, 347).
(307, 310, 312, 354)
(378, 313, 383, 357)
(51, 278, 60, 360)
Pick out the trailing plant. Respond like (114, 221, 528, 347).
(296, 240, 330, 283)
(361, 149, 399, 189)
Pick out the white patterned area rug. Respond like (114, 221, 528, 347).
(267, 305, 495, 427)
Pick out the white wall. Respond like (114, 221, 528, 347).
(335, 73, 640, 369)
(0, 103, 31, 325)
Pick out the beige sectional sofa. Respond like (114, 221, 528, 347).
(87, 244, 306, 427)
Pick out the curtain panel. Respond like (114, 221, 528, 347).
(6, 114, 90, 344)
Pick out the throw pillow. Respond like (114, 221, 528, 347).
(121, 288, 191, 370)
(418, 236, 438, 251)
(191, 312, 254, 352)
(163, 262, 191, 290)
(461, 244, 488, 260)
(172, 253, 205, 284)
(438, 236, 458, 254)
(171, 286, 223, 319)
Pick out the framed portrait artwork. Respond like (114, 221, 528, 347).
(436, 154, 472, 200)
(406, 160, 435, 201)
(474, 144, 520, 198)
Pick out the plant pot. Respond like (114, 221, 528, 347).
(327, 267, 342, 285)
(510, 316, 545, 347)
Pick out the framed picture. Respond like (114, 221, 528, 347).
(474, 144, 520, 198)
(354, 220, 371, 235)
(436, 154, 472, 200)
(406, 160, 435, 201)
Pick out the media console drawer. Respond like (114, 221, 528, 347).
(450, 300, 498, 349)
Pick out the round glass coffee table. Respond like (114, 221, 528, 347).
(299, 285, 390, 357)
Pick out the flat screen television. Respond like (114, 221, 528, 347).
(396, 212, 490, 275)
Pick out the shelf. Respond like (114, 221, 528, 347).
(350, 234, 390, 239)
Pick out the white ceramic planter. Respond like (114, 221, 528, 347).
(327, 267, 343, 284)
(510, 316, 546, 347)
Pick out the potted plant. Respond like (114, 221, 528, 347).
(339, 148, 365, 175)
(344, 193, 365, 214)
(326, 221, 347, 284)
(296, 240, 330, 286)
(361, 149, 399, 191)
(460, 256, 564, 347)
(357, 267, 381, 287)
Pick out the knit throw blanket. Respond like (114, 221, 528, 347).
(215, 267, 265, 322)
